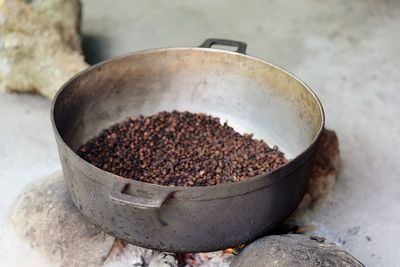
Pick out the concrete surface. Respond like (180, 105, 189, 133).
(0, 0, 399, 266)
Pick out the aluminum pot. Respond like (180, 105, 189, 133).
(51, 39, 324, 252)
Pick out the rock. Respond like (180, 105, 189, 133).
(275, 129, 340, 235)
(0, 172, 157, 267)
(298, 129, 340, 211)
(0, 0, 89, 99)
(231, 234, 364, 267)
(0, 171, 226, 267)
(1, 172, 116, 267)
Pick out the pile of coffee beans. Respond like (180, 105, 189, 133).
(78, 111, 288, 186)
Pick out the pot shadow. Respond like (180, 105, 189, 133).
(81, 34, 111, 65)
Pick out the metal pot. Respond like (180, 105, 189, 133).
(51, 39, 324, 252)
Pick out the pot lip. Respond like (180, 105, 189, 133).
(51, 46, 325, 193)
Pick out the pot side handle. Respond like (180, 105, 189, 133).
(110, 179, 174, 209)
(199, 38, 247, 54)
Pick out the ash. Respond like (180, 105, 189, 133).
(102, 241, 234, 267)
(178, 251, 233, 267)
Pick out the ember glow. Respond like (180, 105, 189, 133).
(223, 244, 245, 255)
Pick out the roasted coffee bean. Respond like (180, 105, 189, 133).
(78, 111, 288, 186)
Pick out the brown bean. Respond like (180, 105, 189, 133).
(78, 111, 288, 186)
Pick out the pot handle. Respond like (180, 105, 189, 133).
(110, 179, 174, 209)
(199, 38, 247, 54)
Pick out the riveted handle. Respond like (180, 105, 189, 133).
(110, 178, 174, 209)
(200, 38, 247, 54)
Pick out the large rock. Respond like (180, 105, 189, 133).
(0, 172, 218, 267)
(231, 234, 364, 267)
(0, 173, 121, 266)
(0, 0, 89, 99)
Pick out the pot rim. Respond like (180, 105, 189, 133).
(51, 46, 325, 194)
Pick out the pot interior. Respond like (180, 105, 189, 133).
(53, 48, 323, 160)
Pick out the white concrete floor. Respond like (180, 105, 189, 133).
(1, 0, 399, 266)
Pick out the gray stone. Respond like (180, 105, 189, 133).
(231, 234, 364, 267)
(0, 172, 159, 266)
(4, 172, 117, 267)
(0, 171, 228, 267)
